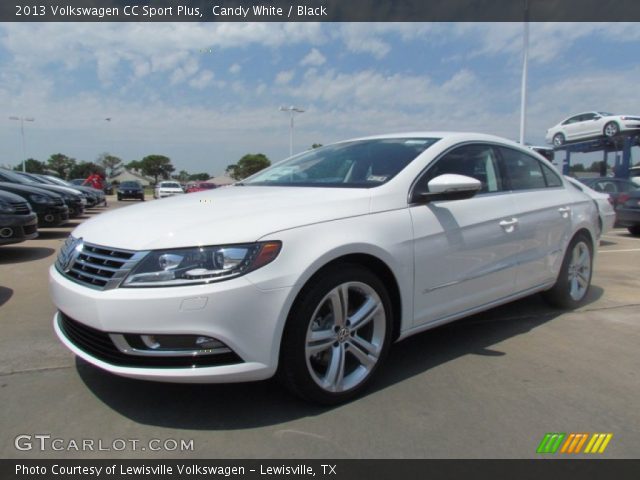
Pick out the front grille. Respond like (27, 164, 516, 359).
(58, 312, 243, 368)
(10, 202, 30, 215)
(56, 237, 146, 290)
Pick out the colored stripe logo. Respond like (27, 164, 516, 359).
(537, 433, 612, 454)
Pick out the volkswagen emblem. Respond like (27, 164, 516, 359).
(61, 237, 83, 272)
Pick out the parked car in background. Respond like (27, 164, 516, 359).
(565, 176, 616, 235)
(0, 169, 85, 218)
(51, 132, 598, 404)
(154, 181, 184, 199)
(185, 181, 217, 193)
(15, 171, 99, 209)
(0, 182, 69, 227)
(580, 177, 639, 208)
(616, 190, 640, 236)
(117, 181, 145, 201)
(546, 112, 640, 147)
(41, 175, 106, 207)
(103, 181, 114, 195)
(0, 189, 38, 245)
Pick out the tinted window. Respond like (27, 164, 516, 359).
(160, 182, 181, 188)
(416, 144, 502, 194)
(245, 138, 439, 188)
(581, 113, 597, 122)
(121, 182, 140, 188)
(499, 148, 548, 190)
(562, 115, 581, 125)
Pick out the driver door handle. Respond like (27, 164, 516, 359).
(499, 218, 518, 233)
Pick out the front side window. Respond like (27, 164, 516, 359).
(415, 144, 503, 195)
(243, 138, 439, 188)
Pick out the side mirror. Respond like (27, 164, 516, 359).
(414, 174, 482, 203)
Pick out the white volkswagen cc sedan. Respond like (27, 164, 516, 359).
(545, 111, 640, 147)
(50, 133, 598, 404)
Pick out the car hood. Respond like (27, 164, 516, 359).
(72, 186, 372, 250)
(0, 182, 63, 198)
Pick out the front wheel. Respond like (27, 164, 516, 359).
(279, 265, 393, 405)
(603, 121, 619, 138)
(542, 233, 593, 309)
(628, 225, 640, 236)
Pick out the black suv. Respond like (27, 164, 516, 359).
(0, 190, 38, 245)
(117, 181, 145, 201)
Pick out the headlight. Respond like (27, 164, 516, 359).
(122, 241, 282, 287)
(0, 200, 15, 214)
(29, 194, 53, 205)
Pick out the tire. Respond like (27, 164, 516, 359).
(140, 196, 145, 201)
(628, 225, 640, 236)
(542, 233, 593, 309)
(553, 133, 565, 147)
(603, 121, 619, 138)
(279, 264, 393, 405)
(117, 195, 122, 201)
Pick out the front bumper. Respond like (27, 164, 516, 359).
(0, 212, 37, 244)
(49, 266, 292, 383)
(36, 206, 69, 227)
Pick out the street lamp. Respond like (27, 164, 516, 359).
(279, 105, 304, 157)
(519, 0, 530, 145)
(9, 116, 35, 172)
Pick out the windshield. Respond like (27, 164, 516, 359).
(244, 138, 439, 188)
(598, 112, 613, 116)
(160, 182, 181, 188)
(121, 181, 140, 188)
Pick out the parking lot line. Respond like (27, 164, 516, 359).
(598, 249, 640, 253)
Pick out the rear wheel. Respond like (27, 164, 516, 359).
(604, 121, 619, 138)
(279, 265, 392, 405)
(542, 233, 593, 309)
(117, 194, 122, 201)
(628, 225, 640, 236)
(553, 133, 565, 147)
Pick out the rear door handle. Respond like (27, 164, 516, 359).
(499, 218, 518, 233)
(558, 206, 571, 218)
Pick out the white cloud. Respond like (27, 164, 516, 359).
(189, 70, 215, 90)
(275, 70, 295, 85)
(300, 48, 326, 66)
(229, 63, 242, 74)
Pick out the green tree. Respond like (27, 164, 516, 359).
(69, 161, 104, 180)
(569, 163, 585, 173)
(311, 143, 323, 149)
(173, 170, 190, 182)
(14, 158, 46, 173)
(226, 153, 271, 180)
(188, 172, 210, 181)
(140, 155, 175, 184)
(588, 161, 604, 173)
(126, 159, 143, 171)
(97, 153, 123, 178)
(47, 153, 77, 179)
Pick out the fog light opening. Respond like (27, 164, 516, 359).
(0, 227, 13, 238)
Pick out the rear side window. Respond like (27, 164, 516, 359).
(417, 144, 503, 194)
(540, 162, 563, 188)
(499, 147, 549, 190)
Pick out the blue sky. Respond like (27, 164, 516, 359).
(1, 22, 639, 175)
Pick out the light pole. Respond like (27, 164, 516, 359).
(279, 105, 304, 157)
(9, 116, 35, 172)
(519, 0, 529, 145)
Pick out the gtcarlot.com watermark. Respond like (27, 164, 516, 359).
(15, 434, 194, 452)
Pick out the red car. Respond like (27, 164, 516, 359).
(185, 181, 217, 193)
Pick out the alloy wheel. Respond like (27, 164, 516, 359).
(567, 241, 591, 301)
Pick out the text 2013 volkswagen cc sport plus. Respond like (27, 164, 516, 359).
(50, 133, 599, 404)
